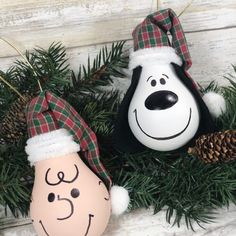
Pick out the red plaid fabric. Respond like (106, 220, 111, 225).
(26, 91, 111, 188)
(132, 8, 192, 70)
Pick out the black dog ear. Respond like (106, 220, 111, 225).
(113, 66, 146, 153)
(171, 62, 217, 138)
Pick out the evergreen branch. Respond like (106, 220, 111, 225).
(198, 81, 220, 94)
(0, 70, 22, 121)
(198, 69, 236, 130)
(71, 41, 128, 93)
(218, 68, 236, 129)
(0, 41, 127, 129)
(107, 150, 236, 229)
(0, 42, 71, 121)
(0, 75, 25, 100)
(65, 90, 120, 137)
(0, 163, 31, 217)
(11, 42, 70, 94)
(0, 141, 32, 217)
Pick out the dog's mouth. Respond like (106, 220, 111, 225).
(133, 108, 192, 140)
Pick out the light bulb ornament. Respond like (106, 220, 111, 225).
(114, 9, 217, 152)
(25, 91, 129, 236)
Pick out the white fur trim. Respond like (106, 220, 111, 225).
(129, 47, 183, 70)
(203, 92, 227, 118)
(25, 129, 80, 165)
(110, 185, 130, 215)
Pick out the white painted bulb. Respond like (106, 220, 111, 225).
(128, 64, 200, 151)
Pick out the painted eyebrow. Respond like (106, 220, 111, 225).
(162, 74, 169, 79)
(147, 76, 153, 82)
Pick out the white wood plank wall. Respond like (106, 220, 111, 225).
(0, 0, 236, 235)
(0, 0, 236, 86)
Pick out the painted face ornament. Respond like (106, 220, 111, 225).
(128, 64, 200, 151)
(114, 9, 216, 152)
(29, 151, 110, 236)
(25, 91, 129, 236)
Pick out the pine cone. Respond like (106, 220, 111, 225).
(188, 130, 236, 163)
(0, 94, 33, 144)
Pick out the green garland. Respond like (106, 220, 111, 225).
(0, 42, 235, 229)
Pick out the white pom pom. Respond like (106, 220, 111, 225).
(110, 185, 130, 215)
(203, 91, 226, 118)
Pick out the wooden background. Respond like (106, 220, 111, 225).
(1, 0, 236, 86)
(1, 0, 236, 235)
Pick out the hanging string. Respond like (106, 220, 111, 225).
(0, 37, 43, 92)
(150, 0, 159, 13)
(154, 0, 193, 17)
(178, 0, 194, 18)
(0, 74, 25, 100)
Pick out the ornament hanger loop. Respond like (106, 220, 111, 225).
(0, 74, 25, 100)
(0, 37, 43, 92)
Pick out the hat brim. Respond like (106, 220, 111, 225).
(129, 47, 182, 70)
(25, 128, 80, 165)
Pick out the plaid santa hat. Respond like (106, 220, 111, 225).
(25, 91, 111, 188)
(129, 8, 192, 71)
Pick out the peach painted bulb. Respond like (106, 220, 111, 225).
(30, 153, 111, 236)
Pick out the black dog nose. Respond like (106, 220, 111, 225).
(145, 90, 178, 110)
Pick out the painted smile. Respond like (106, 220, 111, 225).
(39, 220, 49, 236)
(85, 214, 94, 236)
(38, 214, 94, 236)
(134, 108, 192, 140)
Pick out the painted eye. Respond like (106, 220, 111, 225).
(160, 78, 166, 85)
(48, 192, 55, 202)
(151, 79, 157, 87)
(71, 188, 80, 198)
